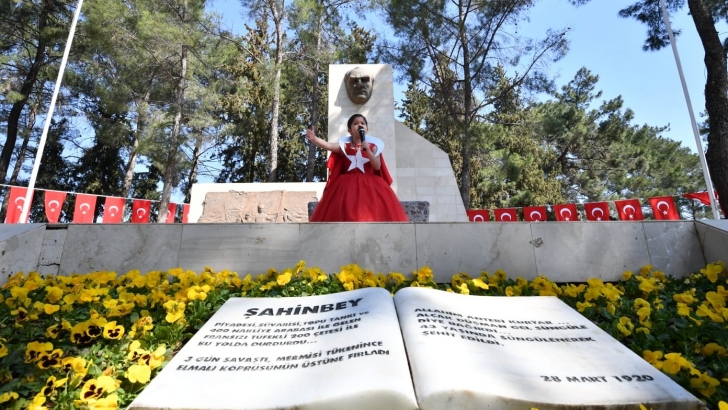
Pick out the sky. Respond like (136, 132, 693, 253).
(207, 0, 723, 159)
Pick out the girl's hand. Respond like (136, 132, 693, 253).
(306, 126, 316, 142)
(361, 141, 376, 155)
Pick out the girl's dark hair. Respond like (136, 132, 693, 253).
(347, 114, 368, 129)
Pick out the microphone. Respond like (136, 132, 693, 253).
(358, 126, 365, 142)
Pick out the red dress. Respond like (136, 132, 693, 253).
(310, 142, 409, 222)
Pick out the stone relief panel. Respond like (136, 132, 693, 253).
(198, 191, 318, 223)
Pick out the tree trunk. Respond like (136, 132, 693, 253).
(306, 10, 324, 182)
(267, 0, 284, 182)
(458, 0, 474, 210)
(0, 0, 51, 184)
(185, 132, 203, 204)
(158, 43, 188, 222)
(687, 0, 728, 216)
(122, 90, 150, 203)
(0, 101, 40, 221)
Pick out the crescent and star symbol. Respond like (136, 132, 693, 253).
(108, 205, 118, 216)
(49, 200, 60, 211)
(656, 200, 670, 216)
(14, 197, 25, 211)
(80, 203, 90, 214)
(591, 208, 604, 221)
(623, 204, 636, 219)
(136, 208, 146, 219)
(473, 215, 485, 221)
(500, 213, 512, 221)
(346, 149, 369, 173)
(530, 211, 542, 221)
(559, 208, 572, 221)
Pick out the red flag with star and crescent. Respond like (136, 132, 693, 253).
(44, 191, 67, 223)
(166, 203, 177, 223)
(73, 194, 97, 223)
(553, 203, 578, 222)
(494, 208, 518, 222)
(5, 186, 32, 224)
(466, 210, 490, 222)
(584, 202, 610, 221)
(615, 199, 644, 221)
(523, 206, 547, 222)
(681, 190, 718, 205)
(649, 196, 680, 220)
(103, 197, 125, 223)
(182, 204, 190, 223)
(132, 199, 152, 223)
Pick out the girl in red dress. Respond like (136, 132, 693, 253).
(306, 114, 409, 222)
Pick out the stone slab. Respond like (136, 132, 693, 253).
(299, 223, 417, 275)
(58, 225, 182, 275)
(532, 222, 652, 282)
(698, 219, 728, 233)
(696, 222, 728, 263)
(0, 224, 45, 283)
(178, 223, 301, 274)
(0, 223, 45, 241)
(643, 221, 705, 276)
(394, 287, 702, 410)
(128, 288, 417, 410)
(37, 227, 67, 276)
(415, 223, 536, 282)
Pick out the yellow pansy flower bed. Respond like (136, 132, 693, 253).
(0, 261, 726, 409)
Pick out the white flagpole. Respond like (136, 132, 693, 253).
(19, 0, 85, 223)
(658, 0, 721, 220)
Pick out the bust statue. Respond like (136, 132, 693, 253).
(344, 67, 374, 105)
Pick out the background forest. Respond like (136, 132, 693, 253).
(0, 0, 717, 223)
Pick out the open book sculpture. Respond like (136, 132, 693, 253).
(129, 287, 702, 410)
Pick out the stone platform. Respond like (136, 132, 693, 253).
(1, 220, 725, 285)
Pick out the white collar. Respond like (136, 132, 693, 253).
(338, 135, 384, 157)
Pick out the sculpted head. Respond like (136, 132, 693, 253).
(344, 67, 374, 105)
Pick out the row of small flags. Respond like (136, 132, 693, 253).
(3, 186, 190, 224)
(466, 192, 720, 222)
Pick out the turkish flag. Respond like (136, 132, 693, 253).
(681, 191, 718, 206)
(553, 203, 578, 222)
(466, 209, 490, 222)
(649, 196, 680, 220)
(494, 208, 518, 222)
(166, 203, 177, 223)
(103, 197, 125, 223)
(132, 199, 152, 223)
(73, 194, 97, 223)
(182, 204, 190, 223)
(5, 186, 32, 223)
(584, 202, 610, 221)
(44, 191, 67, 223)
(523, 206, 547, 222)
(615, 199, 644, 221)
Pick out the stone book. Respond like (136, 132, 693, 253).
(128, 287, 702, 410)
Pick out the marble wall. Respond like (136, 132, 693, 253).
(0, 224, 45, 283)
(1, 220, 718, 285)
(696, 220, 728, 264)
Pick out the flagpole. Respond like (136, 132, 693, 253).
(658, 0, 720, 220)
(18, 0, 85, 223)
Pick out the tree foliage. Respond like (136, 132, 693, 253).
(568, 0, 728, 215)
(0, 0, 710, 223)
